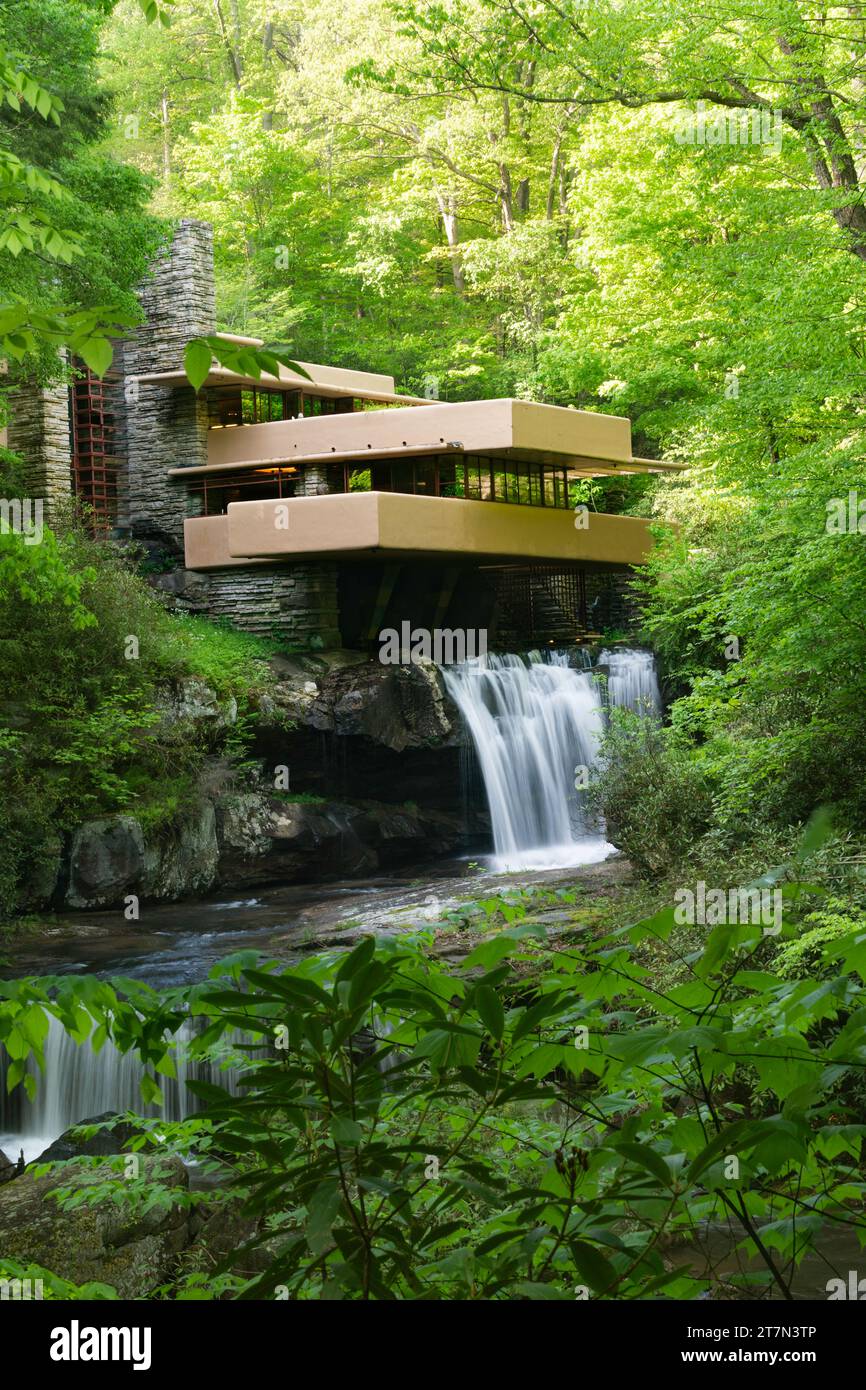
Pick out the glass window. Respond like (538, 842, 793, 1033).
(370, 462, 393, 492)
(215, 390, 242, 426)
(439, 457, 460, 497)
(390, 460, 414, 494)
(528, 462, 542, 506)
(468, 458, 483, 499)
(414, 458, 435, 494)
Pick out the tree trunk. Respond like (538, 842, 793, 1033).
(546, 131, 564, 221)
(212, 0, 243, 87)
(547, 103, 577, 221)
(160, 91, 170, 183)
(776, 35, 866, 257)
(498, 164, 515, 232)
(434, 188, 466, 294)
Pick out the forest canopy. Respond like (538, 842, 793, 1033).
(1, 0, 866, 1312)
(94, 0, 866, 845)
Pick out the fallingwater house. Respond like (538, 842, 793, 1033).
(6, 221, 681, 650)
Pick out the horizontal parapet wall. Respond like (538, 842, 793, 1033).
(182, 492, 657, 570)
(185, 514, 273, 568)
(511, 400, 631, 464)
(204, 398, 636, 472)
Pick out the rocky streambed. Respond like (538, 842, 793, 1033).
(2, 853, 631, 986)
(0, 853, 631, 1297)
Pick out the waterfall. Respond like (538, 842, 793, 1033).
(0, 1015, 247, 1164)
(598, 647, 661, 715)
(442, 651, 608, 871)
(442, 647, 658, 872)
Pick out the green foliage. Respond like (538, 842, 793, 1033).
(0, 513, 278, 917)
(590, 709, 715, 878)
(163, 614, 278, 700)
(775, 902, 866, 982)
(6, 821, 866, 1300)
(0, 0, 164, 377)
(0, 1258, 118, 1300)
(183, 334, 312, 391)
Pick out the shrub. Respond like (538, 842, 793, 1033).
(774, 900, 866, 980)
(7, 817, 866, 1301)
(0, 513, 278, 918)
(590, 709, 715, 878)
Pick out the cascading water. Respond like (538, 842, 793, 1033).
(0, 1015, 246, 1164)
(442, 651, 608, 871)
(598, 647, 661, 716)
(442, 647, 659, 872)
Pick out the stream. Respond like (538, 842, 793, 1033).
(0, 651, 639, 1172)
(0, 646, 854, 1297)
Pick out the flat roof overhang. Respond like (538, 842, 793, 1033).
(180, 398, 683, 478)
(135, 362, 430, 408)
(183, 492, 659, 571)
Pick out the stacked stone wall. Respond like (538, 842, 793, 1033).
(206, 563, 341, 646)
(585, 569, 641, 634)
(5, 373, 72, 521)
(120, 219, 215, 550)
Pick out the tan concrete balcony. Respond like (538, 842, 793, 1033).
(200, 398, 677, 477)
(183, 492, 657, 570)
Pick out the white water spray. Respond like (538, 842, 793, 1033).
(598, 647, 661, 715)
(443, 648, 659, 872)
(0, 1015, 245, 1163)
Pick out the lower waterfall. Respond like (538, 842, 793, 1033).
(442, 647, 658, 872)
(0, 1015, 245, 1164)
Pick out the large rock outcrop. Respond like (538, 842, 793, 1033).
(215, 791, 461, 888)
(30, 654, 466, 913)
(54, 786, 462, 910)
(0, 1153, 191, 1298)
(259, 652, 456, 751)
(66, 817, 146, 910)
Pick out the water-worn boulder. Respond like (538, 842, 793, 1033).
(185, 1201, 270, 1280)
(215, 791, 461, 887)
(61, 799, 219, 910)
(259, 652, 457, 752)
(0, 1154, 191, 1298)
(65, 816, 145, 909)
(214, 789, 274, 873)
(39, 649, 464, 914)
(156, 676, 237, 731)
(34, 1113, 141, 1165)
(141, 800, 219, 900)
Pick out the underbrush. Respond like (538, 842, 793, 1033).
(0, 507, 281, 919)
(6, 814, 866, 1300)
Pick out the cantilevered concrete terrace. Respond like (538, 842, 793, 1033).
(138, 337, 428, 408)
(184, 492, 657, 570)
(172, 395, 682, 571)
(198, 397, 677, 478)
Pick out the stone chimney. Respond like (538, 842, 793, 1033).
(119, 219, 215, 552)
